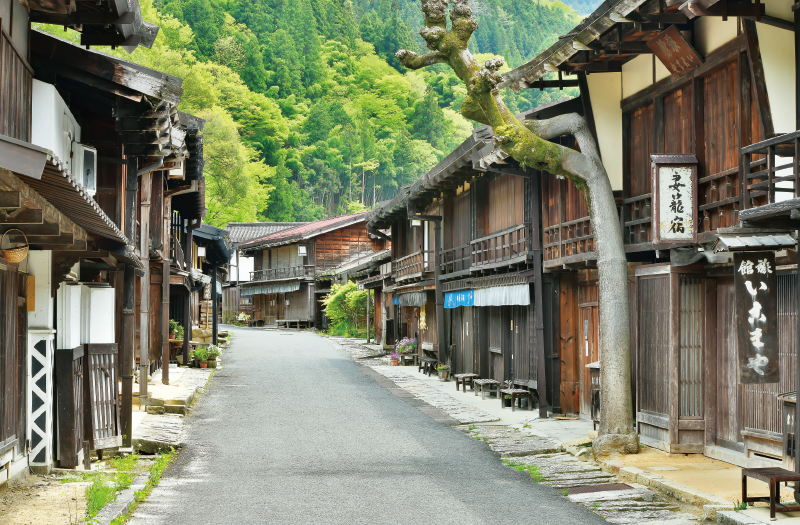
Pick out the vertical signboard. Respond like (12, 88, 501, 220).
(651, 155, 698, 244)
(734, 251, 779, 384)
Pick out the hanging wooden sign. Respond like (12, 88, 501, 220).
(647, 25, 704, 78)
(651, 154, 698, 244)
(734, 251, 779, 384)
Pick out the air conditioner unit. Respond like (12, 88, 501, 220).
(73, 144, 97, 197)
(32, 80, 81, 171)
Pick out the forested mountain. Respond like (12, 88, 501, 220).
(38, 0, 581, 226)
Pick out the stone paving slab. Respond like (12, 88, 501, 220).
(132, 414, 186, 454)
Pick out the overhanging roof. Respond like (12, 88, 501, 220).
(713, 233, 796, 252)
(194, 223, 234, 266)
(240, 213, 368, 251)
(226, 222, 307, 245)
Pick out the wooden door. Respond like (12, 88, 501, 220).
(716, 277, 743, 450)
(83, 344, 122, 451)
(579, 305, 599, 417)
(462, 306, 474, 373)
(511, 305, 532, 383)
(489, 306, 504, 382)
(451, 307, 462, 373)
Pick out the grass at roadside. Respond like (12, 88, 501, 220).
(502, 459, 544, 482)
(109, 448, 177, 525)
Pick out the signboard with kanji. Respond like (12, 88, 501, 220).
(651, 154, 698, 244)
(734, 251, 779, 384)
(647, 25, 704, 78)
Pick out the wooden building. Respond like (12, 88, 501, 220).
(492, 0, 800, 466)
(239, 214, 388, 328)
(0, 0, 222, 479)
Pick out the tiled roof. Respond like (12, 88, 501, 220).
(240, 213, 368, 250)
(225, 222, 307, 245)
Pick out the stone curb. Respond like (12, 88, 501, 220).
(601, 462, 736, 520)
(93, 472, 149, 525)
(716, 510, 764, 525)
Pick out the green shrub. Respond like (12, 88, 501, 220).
(322, 282, 373, 337)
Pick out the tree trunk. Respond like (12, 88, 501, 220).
(396, 0, 638, 457)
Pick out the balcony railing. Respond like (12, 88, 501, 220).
(471, 223, 532, 268)
(170, 237, 185, 270)
(742, 131, 800, 209)
(544, 217, 594, 263)
(439, 244, 470, 277)
(392, 250, 434, 282)
(250, 265, 314, 282)
(622, 193, 651, 245)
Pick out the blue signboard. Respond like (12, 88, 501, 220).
(445, 290, 474, 309)
(392, 295, 399, 305)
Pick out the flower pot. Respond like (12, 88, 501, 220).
(200, 361, 208, 369)
(390, 359, 399, 366)
(209, 356, 217, 361)
(437, 370, 450, 381)
(504, 397, 512, 407)
(176, 355, 183, 366)
(192, 359, 199, 368)
(169, 332, 175, 340)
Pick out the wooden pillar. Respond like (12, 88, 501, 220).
(531, 169, 548, 417)
(139, 171, 152, 397)
(212, 266, 218, 345)
(366, 288, 370, 343)
(434, 219, 445, 366)
(183, 221, 195, 365)
(120, 263, 135, 448)
(162, 258, 169, 384)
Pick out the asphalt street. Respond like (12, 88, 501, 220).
(128, 327, 605, 524)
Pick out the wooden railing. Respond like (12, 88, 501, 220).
(471, 223, 531, 268)
(393, 250, 434, 281)
(742, 131, 800, 209)
(171, 236, 185, 270)
(439, 244, 470, 276)
(623, 193, 652, 245)
(544, 217, 593, 261)
(250, 265, 314, 282)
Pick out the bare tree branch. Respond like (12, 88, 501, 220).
(395, 50, 449, 70)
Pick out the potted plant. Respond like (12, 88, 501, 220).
(175, 325, 184, 340)
(389, 352, 400, 366)
(194, 347, 209, 368)
(436, 364, 450, 381)
(395, 337, 417, 361)
(236, 312, 251, 327)
(207, 345, 222, 369)
(168, 319, 179, 339)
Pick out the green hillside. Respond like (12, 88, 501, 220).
(38, 0, 581, 226)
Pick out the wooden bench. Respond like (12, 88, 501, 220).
(418, 356, 437, 376)
(399, 353, 417, 366)
(454, 373, 478, 393)
(473, 379, 499, 400)
(499, 388, 533, 411)
(742, 467, 800, 520)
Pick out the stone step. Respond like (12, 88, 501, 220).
(568, 488, 654, 504)
(595, 510, 690, 524)
(592, 500, 680, 512)
(545, 473, 618, 484)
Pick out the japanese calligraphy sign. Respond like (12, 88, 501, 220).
(651, 155, 698, 244)
(445, 289, 474, 309)
(646, 25, 704, 78)
(734, 252, 778, 384)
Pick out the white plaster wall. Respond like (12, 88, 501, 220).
(655, 57, 671, 82)
(622, 54, 654, 99)
(758, 23, 796, 134)
(81, 286, 116, 344)
(587, 72, 623, 190)
(694, 17, 738, 56)
(56, 284, 82, 350)
(766, 0, 793, 20)
(27, 251, 54, 330)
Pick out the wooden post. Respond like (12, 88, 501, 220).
(366, 288, 370, 343)
(434, 219, 446, 366)
(531, 170, 548, 417)
(212, 265, 218, 345)
(139, 171, 152, 398)
(162, 258, 169, 385)
(120, 263, 135, 448)
(795, 231, 800, 485)
(183, 221, 194, 366)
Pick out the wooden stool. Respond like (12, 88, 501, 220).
(399, 353, 417, 366)
(473, 379, 499, 400)
(742, 467, 800, 520)
(499, 388, 533, 411)
(418, 356, 437, 376)
(454, 373, 478, 393)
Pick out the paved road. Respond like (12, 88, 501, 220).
(129, 327, 605, 525)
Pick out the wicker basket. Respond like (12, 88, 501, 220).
(1, 229, 29, 263)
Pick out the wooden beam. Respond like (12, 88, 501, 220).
(80, 33, 142, 48)
(30, 56, 142, 103)
(29, 11, 136, 26)
(0, 192, 20, 209)
(681, 1, 765, 19)
(0, 222, 61, 236)
(0, 208, 43, 224)
(743, 20, 775, 138)
(30, 240, 88, 251)
(578, 73, 601, 160)
(11, 233, 74, 244)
